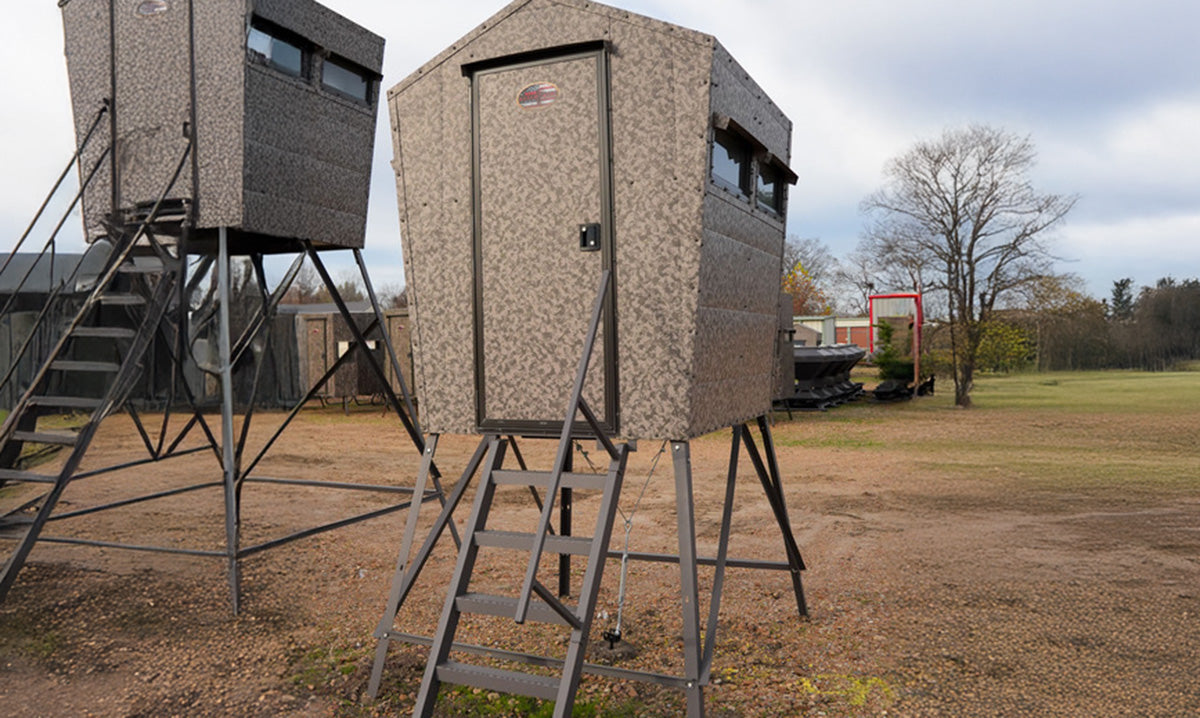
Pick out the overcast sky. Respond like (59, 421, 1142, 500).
(2, 1, 1197, 302)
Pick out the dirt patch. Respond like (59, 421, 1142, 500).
(2, 401, 1198, 716)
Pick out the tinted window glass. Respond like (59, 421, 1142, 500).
(712, 128, 751, 196)
(757, 163, 783, 214)
(247, 25, 304, 77)
(322, 57, 370, 102)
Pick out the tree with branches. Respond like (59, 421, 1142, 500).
(780, 236, 835, 315)
(861, 124, 1076, 406)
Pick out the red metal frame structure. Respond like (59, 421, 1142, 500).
(868, 292, 924, 384)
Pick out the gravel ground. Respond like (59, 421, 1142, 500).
(1, 398, 1197, 716)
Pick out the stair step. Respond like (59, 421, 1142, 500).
(0, 523, 31, 540)
(50, 360, 121, 373)
(0, 468, 58, 484)
(474, 530, 594, 556)
(436, 661, 559, 701)
(71, 326, 136, 340)
(99, 294, 146, 306)
(28, 396, 104, 410)
(12, 430, 78, 447)
(456, 592, 577, 627)
(491, 470, 609, 491)
(118, 261, 165, 275)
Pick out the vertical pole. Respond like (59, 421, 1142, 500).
(218, 227, 240, 613)
(672, 441, 704, 718)
(107, 0, 120, 217)
(559, 448, 573, 597)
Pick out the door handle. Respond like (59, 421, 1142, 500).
(578, 223, 601, 252)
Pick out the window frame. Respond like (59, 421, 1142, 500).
(246, 18, 310, 80)
(321, 54, 375, 104)
(756, 161, 785, 215)
(710, 127, 753, 198)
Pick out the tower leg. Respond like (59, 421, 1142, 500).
(743, 417, 808, 618)
(217, 228, 240, 613)
(671, 441, 705, 718)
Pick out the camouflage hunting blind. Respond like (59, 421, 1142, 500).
(390, 0, 798, 440)
(61, 0, 384, 253)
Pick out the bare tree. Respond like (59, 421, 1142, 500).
(830, 250, 878, 316)
(861, 124, 1076, 406)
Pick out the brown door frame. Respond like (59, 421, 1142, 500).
(465, 41, 618, 438)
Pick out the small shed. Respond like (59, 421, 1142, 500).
(282, 304, 415, 405)
(390, 0, 797, 439)
(60, 0, 384, 253)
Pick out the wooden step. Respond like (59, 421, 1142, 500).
(12, 430, 78, 447)
(99, 293, 146, 306)
(71, 326, 136, 340)
(50, 360, 121, 373)
(436, 661, 559, 701)
(491, 470, 609, 491)
(474, 530, 594, 556)
(28, 396, 104, 410)
(456, 592, 576, 627)
(0, 468, 58, 484)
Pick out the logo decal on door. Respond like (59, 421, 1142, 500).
(517, 83, 559, 109)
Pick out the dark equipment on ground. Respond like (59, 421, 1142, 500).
(776, 344, 866, 411)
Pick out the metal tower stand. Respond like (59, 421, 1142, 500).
(366, 272, 808, 717)
(0, 144, 440, 609)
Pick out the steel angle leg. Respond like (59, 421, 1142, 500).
(367, 435, 493, 700)
(353, 249, 421, 435)
(700, 425, 740, 683)
(743, 417, 808, 618)
(672, 441, 705, 718)
(217, 228, 241, 614)
(306, 247, 425, 455)
(367, 432, 440, 698)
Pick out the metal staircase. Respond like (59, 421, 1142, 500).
(0, 133, 191, 602)
(0, 240, 179, 601)
(392, 270, 626, 716)
(413, 435, 628, 715)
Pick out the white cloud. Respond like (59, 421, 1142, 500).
(1059, 212, 1200, 295)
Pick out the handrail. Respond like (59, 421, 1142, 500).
(0, 145, 111, 319)
(0, 141, 192, 446)
(0, 104, 108, 283)
(0, 146, 113, 399)
(514, 269, 612, 624)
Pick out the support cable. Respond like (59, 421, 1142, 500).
(602, 439, 667, 646)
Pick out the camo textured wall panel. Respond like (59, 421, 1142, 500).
(243, 0, 382, 248)
(392, 0, 789, 439)
(62, 0, 381, 250)
(688, 41, 791, 437)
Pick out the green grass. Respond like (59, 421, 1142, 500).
(968, 370, 1200, 413)
(766, 369, 1200, 502)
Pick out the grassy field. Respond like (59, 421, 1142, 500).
(780, 369, 1200, 498)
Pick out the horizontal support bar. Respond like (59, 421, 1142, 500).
(49, 481, 223, 521)
(30, 536, 224, 557)
(382, 632, 701, 689)
(242, 476, 424, 495)
(237, 500, 423, 559)
(69, 445, 212, 482)
(605, 550, 792, 571)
